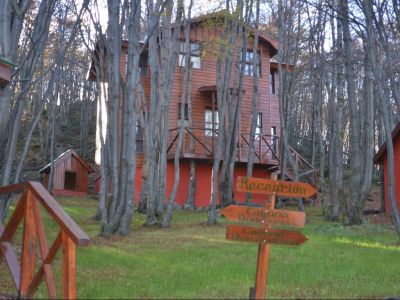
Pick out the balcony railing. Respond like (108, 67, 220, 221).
(167, 126, 279, 165)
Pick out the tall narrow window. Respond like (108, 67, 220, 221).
(139, 51, 148, 76)
(255, 113, 262, 139)
(136, 121, 144, 153)
(179, 42, 201, 69)
(205, 108, 219, 136)
(271, 126, 277, 154)
(242, 50, 261, 77)
(178, 103, 189, 120)
(270, 69, 275, 94)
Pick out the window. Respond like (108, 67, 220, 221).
(125, 51, 148, 77)
(242, 50, 261, 77)
(270, 69, 275, 94)
(136, 121, 144, 153)
(178, 103, 189, 120)
(139, 51, 148, 76)
(255, 113, 262, 139)
(205, 108, 219, 136)
(179, 42, 201, 69)
(271, 126, 277, 154)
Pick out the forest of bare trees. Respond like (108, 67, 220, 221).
(1, 0, 400, 237)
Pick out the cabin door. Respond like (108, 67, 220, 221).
(64, 171, 77, 190)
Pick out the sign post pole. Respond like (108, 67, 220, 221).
(252, 172, 277, 299)
(222, 173, 314, 299)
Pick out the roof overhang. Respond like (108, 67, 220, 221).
(39, 149, 94, 174)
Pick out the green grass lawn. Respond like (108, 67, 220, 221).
(1, 197, 400, 299)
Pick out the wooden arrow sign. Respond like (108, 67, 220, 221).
(221, 205, 306, 228)
(226, 224, 307, 246)
(237, 176, 317, 198)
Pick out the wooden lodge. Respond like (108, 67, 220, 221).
(89, 11, 307, 207)
(39, 149, 93, 197)
(374, 122, 400, 214)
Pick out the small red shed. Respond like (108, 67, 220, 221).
(39, 149, 93, 197)
(374, 123, 400, 214)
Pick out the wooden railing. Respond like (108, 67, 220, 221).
(167, 126, 280, 165)
(0, 181, 90, 299)
(287, 146, 317, 185)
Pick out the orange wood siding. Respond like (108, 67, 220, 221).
(95, 22, 280, 168)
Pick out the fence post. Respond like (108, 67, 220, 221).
(20, 191, 37, 298)
(62, 230, 76, 299)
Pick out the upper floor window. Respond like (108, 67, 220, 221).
(178, 103, 189, 120)
(255, 113, 262, 139)
(179, 42, 201, 69)
(205, 107, 219, 136)
(125, 51, 148, 77)
(270, 69, 275, 94)
(139, 51, 148, 76)
(243, 50, 261, 77)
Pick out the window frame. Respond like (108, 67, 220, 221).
(178, 103, 189, 121)
(270, 69, 276, 94)
(255, 112, 262, 139)
(242, 50, 261, 77)
(178, 41, 201, 69)
(204, 107, 219, 137)
(135, 121, 144, 153)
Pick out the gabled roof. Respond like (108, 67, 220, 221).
(373, 122, 400, 164)
(39, 149, 93, 174)
(87, 11, 279, 81)
(187, 10, 278, 57)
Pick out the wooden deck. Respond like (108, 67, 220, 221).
(167, 126, 280, 168)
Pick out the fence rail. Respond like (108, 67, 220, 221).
(167, 126, 280, 165)
(0, 181, 89, 299)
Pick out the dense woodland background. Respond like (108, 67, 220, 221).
(0, 0, 400, 236)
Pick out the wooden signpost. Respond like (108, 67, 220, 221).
(222, 174, 317, 299)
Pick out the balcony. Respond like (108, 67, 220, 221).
(166, 126, 279, 167)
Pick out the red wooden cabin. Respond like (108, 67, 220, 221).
(39, 149, 93, 197)
(374, 123, 400, 214)
(90, 12, 284, 206)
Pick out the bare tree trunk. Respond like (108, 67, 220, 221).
(0, 0, 57, 220)
(340, 0, 363, 225)
(208, 7, 240, 225)
(245, 0, 260, 204)
(161, 0, 188, 228)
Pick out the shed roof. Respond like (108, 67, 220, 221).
(39, 149, 93, 174)
(373, 122, 400, 164)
